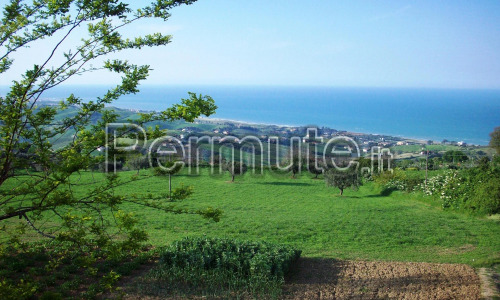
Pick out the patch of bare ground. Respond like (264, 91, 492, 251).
(114, 258, 482, 299)
(282, 258, 481, 300)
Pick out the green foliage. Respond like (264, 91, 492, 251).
(144, 237, 301, 298)
(442, 150, 469, 163)
(0, 241, 154, 299)
(415, 163, 500, 215)
(221, 160, 247, 182)
(0, 0, 219, 249)
(469, 176, 500, 215)
(324, 166, 362, 195)
(375, 169, 424, 193)
(490, 127, 500, 154)
(126, 155, 149, 174)
(284, 148, 305, 178)
(153, 162, 183, 176)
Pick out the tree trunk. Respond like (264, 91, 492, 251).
(339, 188, 344, 196)
(231, 174, 235, 182)
(169, 173, 172, 199)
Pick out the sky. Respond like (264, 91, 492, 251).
(1, 0, 500, 89)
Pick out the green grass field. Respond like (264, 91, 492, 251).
(3, 169, 499, 267)
(88, 169, 500, 267)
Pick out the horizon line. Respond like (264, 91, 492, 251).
(1, 84, 500, 91)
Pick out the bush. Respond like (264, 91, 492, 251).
(415, 166, 500, 215)
(467, 178, 500, 215)
(374, 169, 423, 193)
(148, 237, 301, 298)
(159, 237, 301, 279)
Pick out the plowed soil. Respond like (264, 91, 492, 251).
(119, 258, 482, 299)
(281, 258, 480, 299)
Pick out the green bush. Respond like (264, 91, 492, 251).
(374, 169, 423, 192)
(415, 164, 500, 215)
(149, 236, 301, 298)
(467, 177, 500, 215)
(160, 237, 301, 279)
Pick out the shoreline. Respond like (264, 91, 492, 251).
(38, 100, 488, 146)
(196, 116, 432, 145)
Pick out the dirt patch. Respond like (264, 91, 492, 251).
(282, 258, 480, 299)
(117, 258, 481, 299)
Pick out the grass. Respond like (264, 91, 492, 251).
(2, 169, 499, 267)
(390, 144, 463, 153)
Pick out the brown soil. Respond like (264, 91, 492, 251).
(117, 258, 482, 299)
(282, 258, 481, 299)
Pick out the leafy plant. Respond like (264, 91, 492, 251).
(143, 236, 301, 298)
(0, 0, 219, 250)
(324, 166, 362, 196)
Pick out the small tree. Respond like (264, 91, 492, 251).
(153, 159, 183, 199)
(324, 165, 361, 196)
(127, 154, 149, 175)
(222, 160, 247, 182)
(284, 147, 305, 179)
(308, 156, 323, 179)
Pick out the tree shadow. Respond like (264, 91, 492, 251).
(257, 182, 312, 187)
(365, 187, 397, 198)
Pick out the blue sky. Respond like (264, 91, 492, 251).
(1, 0, 500, 88)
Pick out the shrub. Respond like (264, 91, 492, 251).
(415, 166, 500, 215)
(159, 237, 301, 279)
(148, 237, 301, 298)
(375, 169, 423, 193)
(466, 178, 500, 215)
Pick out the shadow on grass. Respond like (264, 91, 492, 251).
(365, 187, 397, 198)
(257, 182, 312, 187)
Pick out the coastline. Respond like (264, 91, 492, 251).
(195, 116, 432, 145)
(30, 97, 496, 146)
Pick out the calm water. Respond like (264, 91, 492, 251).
(2, 85, 499, 145)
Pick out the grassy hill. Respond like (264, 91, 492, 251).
(5, 169, 497, 267)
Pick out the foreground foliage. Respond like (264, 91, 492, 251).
(0, 0, 220, 250)
(133, 237, 301, 298)
(0, 241, 154, 299)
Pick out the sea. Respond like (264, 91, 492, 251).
(2, 85, 499, 145)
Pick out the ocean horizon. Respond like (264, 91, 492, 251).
(1, 85, 499, 145)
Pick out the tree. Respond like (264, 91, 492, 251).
(127, 154, 149, 175)
(0, 0, 221, 249)
(324, 165, 361, 196)
(222, 160, 247, 182)
(490, 127, 500, 154)
(284, 147, 305, 179)
(153, 159, 183, 199)
(307, 156, 323, 179)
